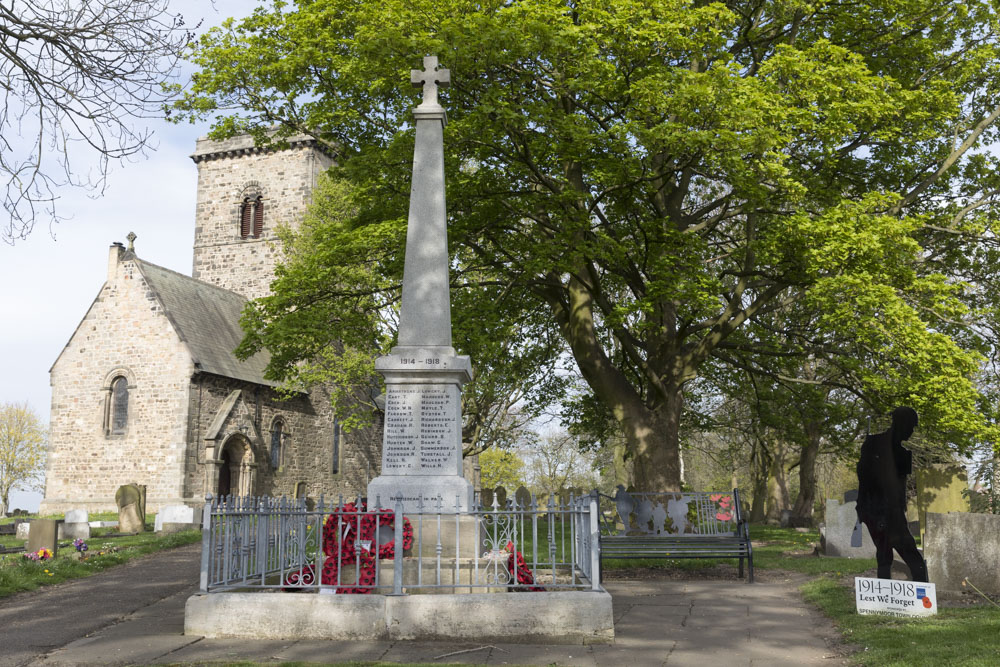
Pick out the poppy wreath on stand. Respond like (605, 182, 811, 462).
(505, 541, 545, 592)
(318, 501, 414, 594)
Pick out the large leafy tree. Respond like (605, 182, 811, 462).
(180, 0, 1000, 490)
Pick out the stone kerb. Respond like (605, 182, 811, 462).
(925, 511, 1000, 593)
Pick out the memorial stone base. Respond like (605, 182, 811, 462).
(185, 589, 614, 643)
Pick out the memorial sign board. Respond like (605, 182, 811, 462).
(855, 577, 937, 617)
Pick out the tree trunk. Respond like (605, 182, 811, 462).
(749, 439, 770, 523)
(791, 419, 821, 519)
(765, 442, 791, 523)
(626, 390, 683, 491)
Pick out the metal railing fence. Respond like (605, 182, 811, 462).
(199, 491, 602, 594)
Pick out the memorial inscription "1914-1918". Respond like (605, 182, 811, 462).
(383, 382, 459, 474)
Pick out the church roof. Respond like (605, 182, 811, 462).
(137, 259, 277, 387)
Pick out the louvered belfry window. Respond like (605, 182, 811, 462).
(252, 196, 264, 237)
(111, 376, 129, 434)
(240, 195, 265, 239)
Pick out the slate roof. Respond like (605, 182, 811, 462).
(136, 258, 276, 386)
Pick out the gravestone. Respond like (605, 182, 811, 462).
(494, 485, 508, 509)
(480, 487, 495, 509)
(27, 519, 59, 556)
(59, 509, 90, 540)
(15, 521, 31, 540)
(116, 483, 147, 533)
(913, 464, 970, 537)
(367, 55, 474, 512)
(154, 504, 203, 533)
(514, 486, 531, 508)
(924, 511, 1000, 593)
(821, 498, 876, 558)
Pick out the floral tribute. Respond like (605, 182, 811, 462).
(23, 548, 53, 562)
(286, 502, 415, 594)
(73, 539, 88, 553)
(709, 493, 734, 522)
(505, 541, 545, 592)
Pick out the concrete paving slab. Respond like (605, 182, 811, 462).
(148, 638, 300, 664)
(485, 644, 599, 666)
(267, 640, 394, 663)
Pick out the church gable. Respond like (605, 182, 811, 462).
(44, 244, 195, 513)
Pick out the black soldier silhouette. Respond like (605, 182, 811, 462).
(855, 406, 928, 581)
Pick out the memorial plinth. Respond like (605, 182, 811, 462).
(367, 56, 474, 512)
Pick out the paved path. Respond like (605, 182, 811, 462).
(1, 546, 849, 666)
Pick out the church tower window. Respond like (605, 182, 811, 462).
(239, 195, 264, 239)
(110, 376, 129, 434)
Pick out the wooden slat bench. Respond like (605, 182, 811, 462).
(598, 488, 753, 583)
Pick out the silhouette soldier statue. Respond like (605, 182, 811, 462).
(855, 406, 928, 581)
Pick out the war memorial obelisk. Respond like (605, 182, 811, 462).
(367, 56, 475, 512)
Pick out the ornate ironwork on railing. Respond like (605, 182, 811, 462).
(199, 492, 602, 595)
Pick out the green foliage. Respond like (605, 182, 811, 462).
(478, 448, 526, 490)
(802, 578, 1000, 666)
(180, 0, 1000, 484)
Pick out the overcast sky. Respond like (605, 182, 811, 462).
(0, 1, 254, 511)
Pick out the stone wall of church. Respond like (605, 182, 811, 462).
(186, 374, 381, 503)
(42, 250, 194, 514)
(190, 136, 334, 301)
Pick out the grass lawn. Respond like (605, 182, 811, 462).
(802, 577, 1000, 666)
(0, 528, 199, 599)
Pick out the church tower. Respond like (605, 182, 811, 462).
(190, 134, 335, 300)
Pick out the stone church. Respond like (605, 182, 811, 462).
(40, 135, 382, 514)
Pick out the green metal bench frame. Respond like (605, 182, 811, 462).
(598, 488, 753, 583)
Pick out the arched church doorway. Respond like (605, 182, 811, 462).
(218, 435, 256, 498)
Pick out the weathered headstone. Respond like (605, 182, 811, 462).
(480, 487, 495, 509)
(494, 485, 508, 509)
(913, 464, 970, 537)
(15, 521, 31, 540)
(514, 486, 532, 509)
(925, 511, 1000, 593)
(65, 509, 88, 523)
(367, 56, 474, 513)
(59, 509, 91, 540)
(155, 504, 203, 533)
(821, 499, 876, 558)
(116, 483, 147, 533)
(27, 519, 59, 556)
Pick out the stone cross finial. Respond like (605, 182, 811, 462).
(411, 55, 450, 109)
(126, 231, 136, 252)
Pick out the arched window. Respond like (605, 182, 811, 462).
(270, 419, 284, 469)
(110, 376, 129, 434)
(239, 195, 264, 239)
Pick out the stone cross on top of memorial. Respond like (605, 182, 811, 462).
(367, 56, 474, 513)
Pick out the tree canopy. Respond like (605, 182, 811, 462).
(180, 0, 1000, 490)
